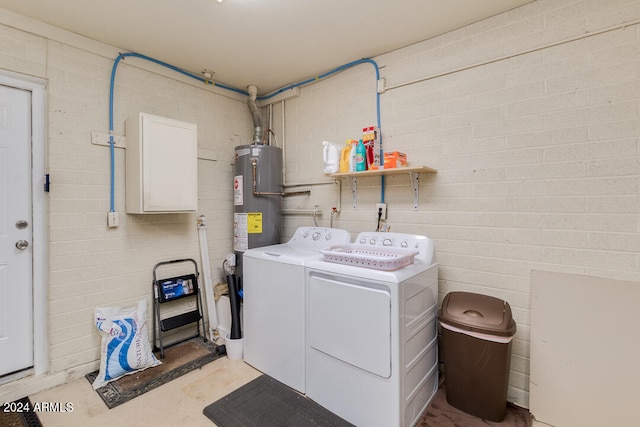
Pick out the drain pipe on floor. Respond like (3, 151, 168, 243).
(197, 215, 219, 342)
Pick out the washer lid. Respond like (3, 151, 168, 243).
(439, 291, 516, 337)
(242, 244, 321, 266)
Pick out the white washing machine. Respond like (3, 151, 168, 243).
(242, 226, 351, 393)
(305, 232, 439, 427)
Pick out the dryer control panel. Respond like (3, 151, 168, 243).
(355, 232, 435, 263)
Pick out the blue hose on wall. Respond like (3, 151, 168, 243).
(257, 58, 385, 202)
(107, 53, 384, 213)
(107, 52, 248, 212)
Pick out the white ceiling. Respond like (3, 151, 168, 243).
(0, 0, 534, 94)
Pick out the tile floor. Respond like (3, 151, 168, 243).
(28, 356, 534, 427)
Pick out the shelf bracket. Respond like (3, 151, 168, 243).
(348, 176, 358, 209)
(409, 172, 420, 210)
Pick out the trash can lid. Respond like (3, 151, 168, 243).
(439, 291, 516, 337)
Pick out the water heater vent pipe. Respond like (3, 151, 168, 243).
(247, 85, 263, 144)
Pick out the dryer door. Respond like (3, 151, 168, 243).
(309, 275, 391, 378)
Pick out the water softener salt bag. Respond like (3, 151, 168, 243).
(93, 299, 161, 389)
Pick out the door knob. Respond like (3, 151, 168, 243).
(16, 220, 29, 229)
(15, 240, 29, 250)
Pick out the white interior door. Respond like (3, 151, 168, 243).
(0, 84, 34, 376)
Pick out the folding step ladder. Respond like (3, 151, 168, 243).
(152, 258, 206, 358)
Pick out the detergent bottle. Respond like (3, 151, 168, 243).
(322, 140, 340, 174)
(349, 139, 358, 172)
(339, 140, 353, 172)
(363, 126, 375, 169)
(355, 139, 366, 171)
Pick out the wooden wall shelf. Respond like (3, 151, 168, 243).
(328, 166, 437, 179)
(328, 166, 437, 210)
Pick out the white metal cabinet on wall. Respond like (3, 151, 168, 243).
(125, 112, 198, 213)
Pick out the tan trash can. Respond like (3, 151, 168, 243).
(439, 291, 517, 422)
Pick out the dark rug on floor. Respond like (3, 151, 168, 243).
(203, 375, 354, 427)
(86, 337, 224, 409)
(0, 397, 42, 427)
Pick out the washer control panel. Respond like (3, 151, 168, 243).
(289, 227, 351, 250)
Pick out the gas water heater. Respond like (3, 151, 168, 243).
(233, 144, 283, 276)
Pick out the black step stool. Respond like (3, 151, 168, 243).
(152, 258, 206, 358)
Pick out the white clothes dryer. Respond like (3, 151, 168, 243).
(242, 227, 351, 393)
(305, 232, 439, 427)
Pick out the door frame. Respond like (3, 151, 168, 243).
(0, 69, 47, 376)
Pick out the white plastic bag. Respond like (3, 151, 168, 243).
(93, 299, 160, 389)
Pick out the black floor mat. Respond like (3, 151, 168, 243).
(203, 375, 354, 427)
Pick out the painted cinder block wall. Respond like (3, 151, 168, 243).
(0, 8, 253, 401)
(275, 0, 640, 408)
(1, 0, 639, 409)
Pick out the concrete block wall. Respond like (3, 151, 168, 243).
(2, 0, 640, 409)
(276, 0, 640, 407)
(0, 8, 252, 397)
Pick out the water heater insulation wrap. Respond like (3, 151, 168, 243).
(233, 144, 283, 273)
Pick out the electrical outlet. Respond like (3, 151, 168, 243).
(107, 211, 119, 228)
(376, 203, 387, 220)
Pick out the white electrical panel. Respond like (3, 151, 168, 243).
(125, 112, 198, 214)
